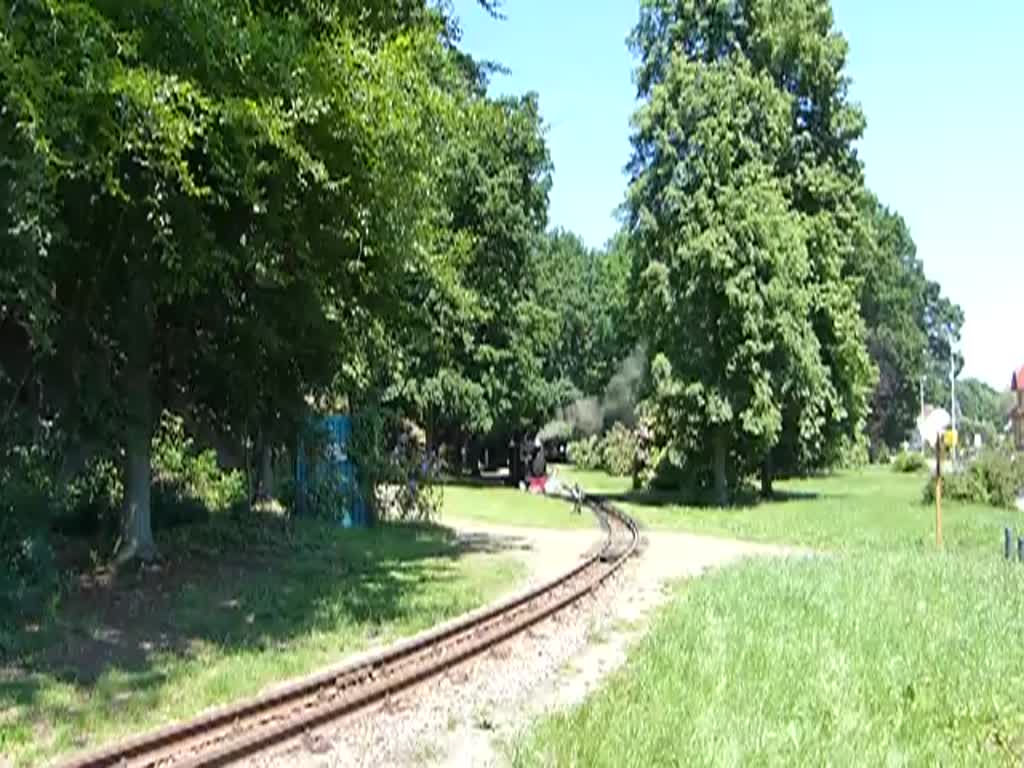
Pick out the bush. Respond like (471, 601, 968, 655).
(568, 425, 642, 478)
(974, 451, 1024, 508)
(151, 480, 211, 530)
(835, 434, 870, 470)
(892, 451, 927, 473)
(349, 409, 442, 524)
(923, 449, 1024, 509)
(0, 446, 60, 631)
(600, 422, 638, 477)
(0, 495, 58, 654)
(567, 435, 602, 470)
(152, 412, 245, 512)
(50, 415, 244, 545)
(648, 447, 703, 495)
(873, 443, 891, 466)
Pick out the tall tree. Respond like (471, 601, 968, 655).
(955, 378, 1013, 446)
(630, 0, 877, 494)
(1, 0, 472, 558)
(531, 229, 635, 400)
(629, 50, 829, 504)
(391, 87, 557, 462)
(854, 199, 964, 451)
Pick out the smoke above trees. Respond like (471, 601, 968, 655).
(538, 346, 647, 441)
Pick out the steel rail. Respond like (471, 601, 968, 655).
(56, 495, 637, 768)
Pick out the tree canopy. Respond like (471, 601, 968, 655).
(0, 0, 556, 557)
(0, 0, 977, 556)
(628, 0, 883, 501)
(854, 199, 963, 453)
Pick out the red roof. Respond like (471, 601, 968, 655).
(1013, 365, 1024, 392)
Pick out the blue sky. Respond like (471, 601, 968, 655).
(453, 0, 1022, 390)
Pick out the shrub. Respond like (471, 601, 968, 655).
(51, 456, 122, 540)
(835, 434, 870, 470)
(151, 480, 211, 530)
(873, 443, 891, 466)
(568, 435, 602, 470)
(0, 495, 58, 654)
(0, 445, 60, 633)
(152, 412, 245, 513)
(649, 447, 703, 495)
(600, 422, 638, 477)
(349, 409, 442, 524)
(892, 451, 927, 473)
(922, 449, 1024, 509)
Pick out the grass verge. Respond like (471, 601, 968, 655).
(440, 481, 593, 530)
(564, 465, 1013, 553)
(515, 551, 1024, 767)
(0, 517, 523, 766)
(554, 465, 634, 496)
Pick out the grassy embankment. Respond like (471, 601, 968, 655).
(0, 517, 523, 766)
(515, 466, 1024, 766)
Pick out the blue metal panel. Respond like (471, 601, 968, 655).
(296, 414, 367, 527)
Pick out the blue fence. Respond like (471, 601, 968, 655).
(296, 414, 368, 527)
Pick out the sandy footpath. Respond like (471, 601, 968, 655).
(254, 519, 803, 768)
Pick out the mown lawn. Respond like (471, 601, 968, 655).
(561, 464, 1013, 552)
(516, 467, 1024, 766)
(440, 480, 593, 530)
(0, 518, 523, 766)
(553, 465, 634, 496)
(516, 551, 1024, 766)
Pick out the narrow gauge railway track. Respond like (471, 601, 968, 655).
(57, 495, 638, 768)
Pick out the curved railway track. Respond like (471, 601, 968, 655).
(57, 494, 638, 768)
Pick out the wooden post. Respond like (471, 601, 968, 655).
(935, 432, 944, 549)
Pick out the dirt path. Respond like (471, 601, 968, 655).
(445, 517, 605, 587)
(255, 526, 803, 768)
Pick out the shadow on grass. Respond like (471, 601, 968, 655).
(0, 510, 529, 744)
(448, 529, 537, 555)
(438, 472, 511, 490)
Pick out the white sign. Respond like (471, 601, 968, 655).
(918, 408, 951, 448)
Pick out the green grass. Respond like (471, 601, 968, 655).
(515, 466, 1024, 766)
(440, 480, 594, 530)
(554, 465, 634, 496)
(568, 465, 1015, 553)
(0, 518, 523, 766)
(515, 551, 1024, 767)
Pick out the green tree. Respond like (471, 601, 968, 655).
(0, 0, 480, 557)
(531, 229, 635, 400)
(853, 199, 963, 452)
(629, 52, 828, 504)
(630, 0, 878, 493)
(956, 378, 1013, 447)
(393, 87, 557, 467)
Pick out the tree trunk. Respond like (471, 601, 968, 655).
(115, 275, 157, 564)
(468, 437, 482, 477)
(255, 441, 274, 501)
(509, 432, 524, 487)
(456, 437, 466, 476)
(117, 421, 157, 563)
(760, 453, 774, 499)
(712, 427, 728, 507)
